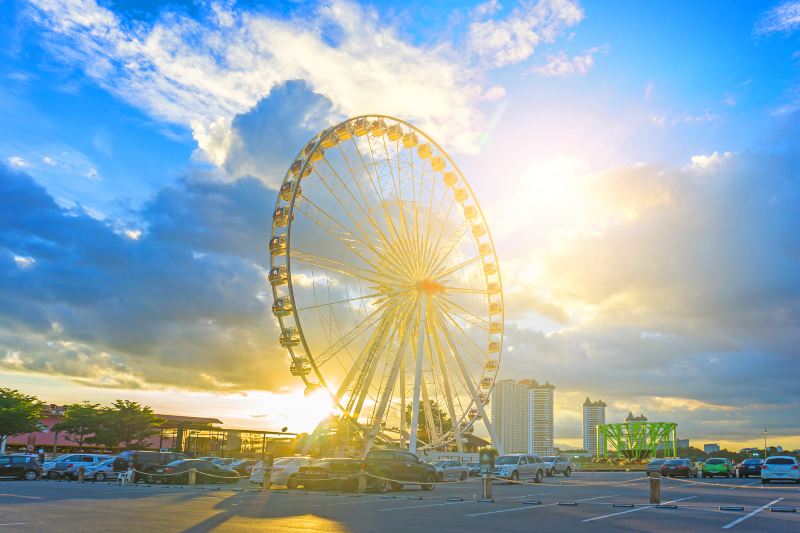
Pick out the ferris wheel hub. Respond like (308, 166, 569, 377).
(418, 279, 445, 295)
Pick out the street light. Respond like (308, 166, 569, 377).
(763, 428, 767, 459)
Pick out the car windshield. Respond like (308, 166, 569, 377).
(166, 460, 187, 466)
(743, 459, 761, 465)
(495, 456, 519, 465)
(543, 456, 556, 462)
(467, 463, 478, 467)
(434, 461, 447, 467)
(706, 459, 724, 465)
(648, 459, 666, 465)
(96, 458, 115, 467)
(664, 460, 684, 465)
(273, 458, 293, 466)
(766, 458, 795, 465)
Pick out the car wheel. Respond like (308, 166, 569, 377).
(534, 470, 544, 483)
(373, 475, 391, 493)
(286, 475, 299, 489)
(420, 473, 436, 491)
(510, 471, 519, 483)
(564, 467, 571, 477)
(546, 469, 554, 478)
(459, 471, 467, 481)
(95, 472, 107, 482)
(389, 481, 403, 492)
(437, 472, 444, 483)
(47, 471, 59, 480)
(24, 470, 38, 481)
(761, 479, 769, 484)
(725, 473, 730, 478)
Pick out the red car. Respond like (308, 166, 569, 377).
(660, 458, 697, 478)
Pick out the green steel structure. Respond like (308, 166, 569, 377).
(597, 421, 678, 460)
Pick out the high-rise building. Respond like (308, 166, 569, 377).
(491, 379, 555, 455)
(524, 379, 555, 455)
(704, 443, 720, 453)
(582, 397, 607, 455)
(491, 380, 529, 454)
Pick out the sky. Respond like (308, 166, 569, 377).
(1, 0, 800, 451)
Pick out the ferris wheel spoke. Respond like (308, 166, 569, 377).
(292, 199, 385, 272)
(432, 253, 483, 281)
(435, 303, 490, 368)
(290, 249, 401, 286)
(337, 310, 395, 411)
(440, 286, 492, 295)
(428, 220, 472, 276)
(314, 297, 396, 368)
(436, 295, 490, 329)
(296, 288, 405, 312)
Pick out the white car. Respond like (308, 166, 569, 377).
(542, 455, 573, 477)
(491, 454, 546, 483)
(760, 456, 800, 484)
(429, 460, 470, 482)
(249, 457, 314, 488)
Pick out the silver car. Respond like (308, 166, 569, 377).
(430, 460, 470, 482)
(491, 454, 546, 483)
(83, 457, 119, 482)
(542, 455, 573, 477)
(249, 457, 314, 487)
(44, 453, 113, 479)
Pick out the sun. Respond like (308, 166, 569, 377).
(290, 388, 337, 433)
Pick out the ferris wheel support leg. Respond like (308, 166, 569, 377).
(434, 308, 504, 456)
(408, 295, 427, 455)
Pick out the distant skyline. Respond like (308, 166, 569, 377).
(2, 0, 800, 449)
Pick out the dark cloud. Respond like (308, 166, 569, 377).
(0, 164, 287, 390)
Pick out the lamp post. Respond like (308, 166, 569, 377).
(763, 428, 767, 459)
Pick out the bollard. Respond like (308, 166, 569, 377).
(188, 468, 197, 486)
(261, 467, 271, 492)
(649, 472, 661, 504)
(127, 467, 135, 485)
(357, 471, 367, 494)
(77, 466, 85, 482)
(481, 473, 493, 501)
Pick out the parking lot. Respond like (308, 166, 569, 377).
(1, 472, 798, 532)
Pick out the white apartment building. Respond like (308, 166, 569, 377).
(491, 379, 555, 455)
(582, 397, 607, 455)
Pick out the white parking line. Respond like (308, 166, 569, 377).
(466, 494, 619, 517)
(582, 496, 697, 522)
(721, 497, 783, 529)
(378, 501, 464, 512)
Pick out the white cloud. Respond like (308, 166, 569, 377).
(673, 110, 721, 124)
(469, 0, 584, 67)
(473, 0, 503, 18)
(28, 0, 493, 164)
(14, 255, 36, 269)
(42, 155, 57, 165)
(756, 1, 800, 35)
(482, 84, 507, 102)
(530, 47, 600, 77)
(687, 151, 733, 172)
(124, 229, 142, 240)
(8, 156, 27, 167)
(645, 81, 655, 100)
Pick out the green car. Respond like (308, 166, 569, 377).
(702, 458, 733, 478)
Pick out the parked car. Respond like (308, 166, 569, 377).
(660, 458, 697, 478)
(362, 448, 438, 492)
(466, 462, 480, 477)
(736, 459, 764, 478)
(702, 457, 734, 478)
(0, 454, 41, 480)
(211, 458, 237, 467)
(81, 457, 119, 482)
(225, 459, 258, 476)
(147, 459, 240, 484)
(429, 460, 470, 482)
(112, 451, 190, 482)
(645, 458, 668, 476)
(44, 453, 112, 480)
(760, 456, 800, 484)
(296, 458, 362, 490)
(491, 454, 546, 483)
(249, 456, 314, 487)
(542, 455, 573, 477)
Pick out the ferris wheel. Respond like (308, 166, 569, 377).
(268, 115, 504, 455)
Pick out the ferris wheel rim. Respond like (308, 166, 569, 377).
(269, 114, 504, 447)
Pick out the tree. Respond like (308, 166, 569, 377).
(88, 400, 164, 449)
(404, 400, 453, 445)
(0, 389, 45, 453)
(52, 402, 101, 449)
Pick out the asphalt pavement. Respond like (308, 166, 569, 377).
(1, 472, 798, 532)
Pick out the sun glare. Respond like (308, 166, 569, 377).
(291, 388, 337, 433)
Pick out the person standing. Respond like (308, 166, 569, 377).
(38, 448, 46, 464)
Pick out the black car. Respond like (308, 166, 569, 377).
(737, 459, 764, 478)
(363, 448, 437, 492)
(297, 458, 361, 491)
(146, 459, 240, 484)
(0, 454, 41, 480)
(113, 451, 190, 482)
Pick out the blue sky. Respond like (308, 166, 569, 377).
(1, 0, 800, 448)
